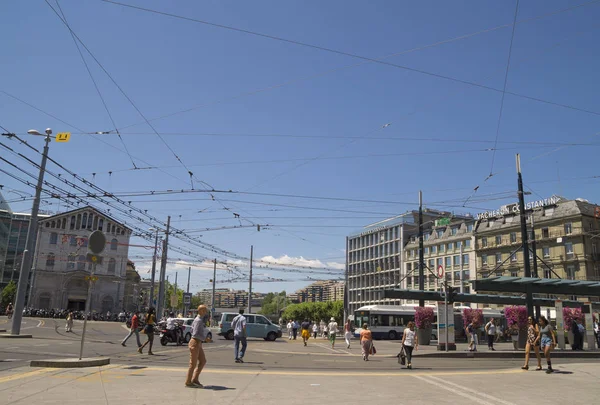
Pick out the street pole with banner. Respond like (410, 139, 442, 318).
(555, 300, 565, 349)
(80, 230, 105, 360)
(583, 302, 596, 350)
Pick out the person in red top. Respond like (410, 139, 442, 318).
(121, 311, 142, 348)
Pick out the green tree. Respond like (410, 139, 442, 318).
(259, 291, 288, 316)
(281, 301, 343, 323)
(0, 280, 17, 309)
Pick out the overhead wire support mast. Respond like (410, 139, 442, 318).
(418, 191, 425, 307)
(516, 154, 534, 318)
(9, 128, 53, 336)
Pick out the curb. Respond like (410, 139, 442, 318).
(30, 357, 111, 368)
(415, 351, 600, 359)
(0, 334, 32, 338)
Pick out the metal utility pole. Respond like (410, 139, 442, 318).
(79, 261, 96, 360)
(343, 236, 349, 322)
(11, 128, 52, 336)
(157, 216, 171, 318)
(174, 272, 178, 312)
(247, 245, 253, 314)
(516, 154, 534, 318)
(418, 191, 425, 307)
(211, 259, 217, 313)
(184, 266, 191, 315)
(530, 214, 541, 320)
(149, 228, 159, 310)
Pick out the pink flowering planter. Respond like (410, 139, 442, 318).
(505, 306, 528, 350)
(415, 307, 435, 346)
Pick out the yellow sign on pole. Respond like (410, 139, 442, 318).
(55, 132, 71, 143)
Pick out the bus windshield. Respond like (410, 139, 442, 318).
(354, 311, 369, 328)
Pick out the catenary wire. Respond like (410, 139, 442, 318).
(52, 0, 138, 169)
(489, 0, 520, 176)
(102, 0, 600, 119)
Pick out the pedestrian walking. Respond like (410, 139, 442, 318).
(185, 305, 209, 388)
(327, 317, 338, 349)
(301, 319, 311, 346)
(576, 321, 585, 350)
(121, 310, 142, 348)
(312, 322, 318, 339)
(287, 320, 293, 340)
(521, 316, 542, 371)
(485, 318, 496, 351)
(344, 318, 353, 349)
(138, 307, 156, 355)
(232, 309, 247, 363)
(594, 315, 600, 349)
(401, 321, 418, 369)
(466, 321, 477, 352)
(65, 311, 74, 332)
(292, 320, 299, 340)
(360, 323, 373, 361)
(570, 320, 582, 350)
(536, 316, 556, 373)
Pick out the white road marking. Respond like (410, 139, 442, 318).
(413, 375, 497, 405)
(5, 347, 19, 350)
(314, 342, 348, 354)
(60, 342, 74, 345)
(429, 376, 517, 405)
(34, 344, 49, 347)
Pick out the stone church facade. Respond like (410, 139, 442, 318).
(30, 207, 132, 313)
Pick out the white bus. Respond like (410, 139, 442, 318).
(353, 305, 438, 340)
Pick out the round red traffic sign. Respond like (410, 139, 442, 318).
(437, 265, 444, 278)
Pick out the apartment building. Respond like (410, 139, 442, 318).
(474, 197, 600, 288)
(292, 279, 345, 303)
(403, 217, 476, 305)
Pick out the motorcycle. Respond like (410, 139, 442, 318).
(159, 322, 185, 346)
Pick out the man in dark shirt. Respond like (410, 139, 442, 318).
(301, 319, 311, 346)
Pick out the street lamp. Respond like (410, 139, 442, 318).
(10, 128, 52, 336)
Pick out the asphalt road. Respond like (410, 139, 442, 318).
(1, 316, 597, 374)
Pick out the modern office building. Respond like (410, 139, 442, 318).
(346, 209, 462, 314)
(0, 191, 49, 290)
(30, 207, 132, 312)
(403, 217, 476, 306)
(474, 197, 600, 299)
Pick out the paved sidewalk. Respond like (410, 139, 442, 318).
(0, 361, 598, 405)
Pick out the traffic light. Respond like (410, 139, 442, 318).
(447, 286, 458, 303)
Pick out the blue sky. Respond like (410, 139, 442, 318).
(1, 0, 600, 294)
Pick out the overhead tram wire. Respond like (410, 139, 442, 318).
(0, 90, 195, 188)
(52, 0, 138, 169)
(0, 138, 247, 263)
(1, 144, 344, 271)
(45, 1, 201, 190)
(67, 144, 600, 174)
(488, 0, 520, 178)
(102, 0, 600, 119)
(96, 0, 600, 133)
